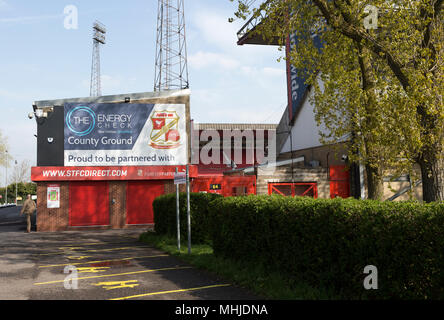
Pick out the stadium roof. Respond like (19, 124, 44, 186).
(236, 3, 283, 46)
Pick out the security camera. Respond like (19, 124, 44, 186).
(28, 112, 35, 119)
(341, 154, 348, 162)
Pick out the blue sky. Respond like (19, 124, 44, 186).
(0, 0, 287, 169)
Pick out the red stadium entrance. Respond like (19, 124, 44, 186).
(69, 182, 110, 227)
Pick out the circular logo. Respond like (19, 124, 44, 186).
(66, 106, 96, 136)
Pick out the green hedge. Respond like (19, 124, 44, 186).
(153, 192, 222, 244)
(209, 195, 444, 299)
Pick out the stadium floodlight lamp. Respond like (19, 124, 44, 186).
(93, 21, 106, 44)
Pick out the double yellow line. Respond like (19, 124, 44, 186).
(110, 284, 231, 301)
(37, 246, 151, 256)
(34, 266, 193, 286)
(38, 254, 168, 268)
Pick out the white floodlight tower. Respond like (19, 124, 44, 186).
(90, 21, 106, 97)
(154, 0, 190, 91)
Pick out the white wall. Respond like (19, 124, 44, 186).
(281, 86, 327, 153)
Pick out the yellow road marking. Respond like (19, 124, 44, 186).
(110, 284, 232, 301)
(58, 240, 143, 248)
(66, 256, 93, 261)
(76, 267, 110, 273)
(58, 247, 84, 251)
(34, 266, 192, 286)
(93, 280, 140, 290)
(37, 246, 151, 256)
(39, 254, 168, 268)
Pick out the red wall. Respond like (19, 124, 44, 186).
(192, 176, 256, 197)
(126, 181, 164, 225)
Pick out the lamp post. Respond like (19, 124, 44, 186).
(15, 160, 18, 205)
(4, 150, 8, 205)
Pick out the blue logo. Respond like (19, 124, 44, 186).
(65, 106, 96, 136)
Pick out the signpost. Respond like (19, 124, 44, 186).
(174, 169, 186, 253)
(186, 164, 191, 254)
(174, 167, 191, 254)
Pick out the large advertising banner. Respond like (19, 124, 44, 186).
(64, 103, 187, 166)
(286, 32, 308, 122)
(286, 32, 322, 122)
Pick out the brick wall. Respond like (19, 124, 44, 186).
(36, 180, 169, 232)
(257, 166, 330, 198)
(36, 182, 69, 232)
(164, 181, 187, 195)
(109, 181, 127, 229)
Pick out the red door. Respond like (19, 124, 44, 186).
(126, 181, 164, 225)
(69, 182, 110, 227)
(330, 165, 351, 198)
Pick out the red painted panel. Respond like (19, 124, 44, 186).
(330, 165, 350, 181)
(126, 181, 164, 225)
(330, 181, 350, 199)
(69, 182, 109, 226)
(192, 176, 256, 197)
(330, 165, 350, 198)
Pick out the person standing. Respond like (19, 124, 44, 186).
(21, 195, 36, 233)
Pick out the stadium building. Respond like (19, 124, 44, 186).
(30, 90, 277, 232)
(234, 8, 422, 201)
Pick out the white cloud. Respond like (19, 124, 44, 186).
(81, 75, 140, 96)
(262, 67, 286, 77)
(0, 13, 63, 24)
(189, 8, 282, 61)
(189, 51, 240, 70)
(239, 66, 286, 79)
(191, 11, 239, 50)
(100, 74, 122, 91)
(0, 0, 8, 10)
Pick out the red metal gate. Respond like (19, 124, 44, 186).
(268, 183, 318, 198)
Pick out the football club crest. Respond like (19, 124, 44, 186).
(150, 110, 181, 149)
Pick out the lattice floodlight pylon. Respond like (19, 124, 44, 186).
(154, 0, 190, 92)
(90, 21, 106, 97)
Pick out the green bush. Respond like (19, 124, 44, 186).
(209, 195, 444, 299)
(153, 192, 222, 244)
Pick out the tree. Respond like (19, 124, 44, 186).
(10, 159, 32, 184)
(0, 130, 13, 203)
(231, 0, 443, 201)
(1, 182, 36, 204)
(0, 129, 11, 168)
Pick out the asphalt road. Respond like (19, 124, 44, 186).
(0, 205, 35, 228)
(0, 207, 258, 301)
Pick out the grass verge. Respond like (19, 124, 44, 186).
(139, 231, 339, 300)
